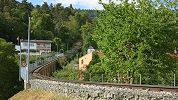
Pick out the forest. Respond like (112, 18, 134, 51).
(0, 0, 96, 99)
(86, 0, 178, 85)
(0, 0, 96, 51)
(55, 0, 178, 86)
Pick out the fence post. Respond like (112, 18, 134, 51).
(89, 73, 91, 82)
(102, 74, 104, 82)
(118, 73, 120, 83)
(174, 74, 176, 86)
(139, 74, 141, 85)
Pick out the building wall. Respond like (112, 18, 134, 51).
(15, 45, 20, 51)
(79, 52, 93, 71)
(37, 43, 51, 52)
(37, 61, 56, 77)
(21, 42, 37, 50)
(20, 42, 51, 53)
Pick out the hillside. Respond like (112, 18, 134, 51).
(9, 89, 71, 100)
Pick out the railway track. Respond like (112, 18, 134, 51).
(32, 66, 178, 93)
(31, 41, 178, 93)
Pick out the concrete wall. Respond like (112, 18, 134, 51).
(30, 79, 178, 100)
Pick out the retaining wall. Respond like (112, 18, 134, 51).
(30, 79, 178, 100)
(37, 61, 57, 76)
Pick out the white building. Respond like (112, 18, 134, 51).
(15, 40, 52, 55)
(87, 46, 95, 54)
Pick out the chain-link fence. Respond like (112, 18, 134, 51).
(83, 73, 177, 86)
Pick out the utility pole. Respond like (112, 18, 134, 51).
(67, 43, 68, 51)
(57, 44, 58, 54)
(19, 39, 22, 81)
(25, 17, 30, 90)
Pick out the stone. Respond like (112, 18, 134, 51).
(30, 79, 178, 100)
(107, 93, 113, 98)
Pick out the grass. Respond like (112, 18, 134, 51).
(9, 89, 72, 100)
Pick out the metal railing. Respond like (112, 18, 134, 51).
(28, 55, 58, 73)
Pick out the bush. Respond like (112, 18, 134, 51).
(57, 56, 68, 67)
(0, 38, 23, 99)
(53, 67, 79, 80)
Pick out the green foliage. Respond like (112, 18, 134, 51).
(53, 67, 79, 80)
(81, 22, 97, 54)
(92, 0, 178, 84)
(53, 37, 61, 45)
(29, 54, 54, 64)
(31, 6, 54, 40)
(53, 37, 61, 52)
(0, 1, 96, 52)
(57, 56, 68, 67)
(84, 64, 105, 82)
(88, 51, 101, 65)
(0, 38, 23, 99)
(0, 0, 96, 98)
(0, 0, 33, 42)
(55, 55, 79, 80)
(83, 52, 104, 81)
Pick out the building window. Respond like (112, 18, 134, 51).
(81, 59, 84, 64)
(23, 43, 34, 47)
(45, 44, 50, 48)
(37, 44, 44, 48)
(30, 43, 34, 47)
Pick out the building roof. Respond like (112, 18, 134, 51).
(167, 53, 178, 59)
(21, 40, 52, 43)
(88, 46, 94, 49)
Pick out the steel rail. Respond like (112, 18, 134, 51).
(31, 63, 178, 93)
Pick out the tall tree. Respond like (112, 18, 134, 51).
(0, 0, 33, 43)
(92, 0, 178, 84)
(81, 22, 96, 54)
(53, 37, 61, 52)
(31, 2, 54, 40)
(0, 38, 22, 99)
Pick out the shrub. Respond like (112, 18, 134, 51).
(53, 67, 79, 80)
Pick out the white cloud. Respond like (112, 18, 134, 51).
(41, 0, 134, 10)
(52, 0, 104, 10)
(43, 0, 48, 2)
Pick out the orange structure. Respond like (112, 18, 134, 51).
(79, 52, 93, 80)
(79, 52, 93, 71)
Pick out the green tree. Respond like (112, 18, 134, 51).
(0, 0, 33, 43)
(92, 0, 178, 84)
(53, 37, 61, 52)
(53, 67, 79, 80)
(81, 22, 96, 54)
(0, 38, 22, 99)
(31, 2, 54, 40)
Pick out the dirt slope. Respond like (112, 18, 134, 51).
(9, 89, 72, 100)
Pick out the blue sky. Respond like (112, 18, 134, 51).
(17, 0, 178, 10)
(17, 0, 105, 10)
